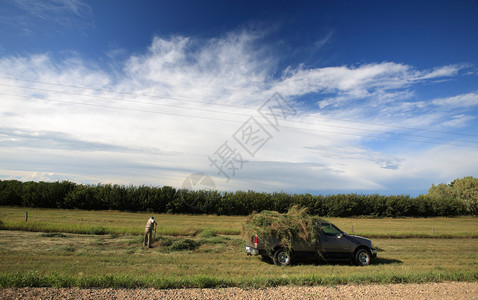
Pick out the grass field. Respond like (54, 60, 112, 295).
(1, 207, 477, 238)
(0, 207, 245, 235)
(0, 206, 477, 288)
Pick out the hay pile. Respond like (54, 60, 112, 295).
(243, 206, 325, 251)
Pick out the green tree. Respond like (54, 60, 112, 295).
(426, 176, 476, 215)
(450, 176, 478, 214)
(0, 180, 23, 206)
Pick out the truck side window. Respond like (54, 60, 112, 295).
(321, 223, 342, 236)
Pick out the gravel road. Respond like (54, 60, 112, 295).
(1, 282, 477, 299)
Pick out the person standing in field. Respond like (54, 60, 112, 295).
(144, 216, 157, 248)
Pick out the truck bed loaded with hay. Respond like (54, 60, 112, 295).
(243, 206, 377, 266)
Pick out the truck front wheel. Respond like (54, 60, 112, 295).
(354, 248, 371, 266)
(273, 248, 291, 266)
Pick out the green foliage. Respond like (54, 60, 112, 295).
(0, 180, 23, 206)
(64, 185, 97, 210)
(243, 206, 324, 251)
(1, 177, 476, 216)
(426, 176, 476, 215)
(450, 176, 478, 214)
(21, 181, 76, 208)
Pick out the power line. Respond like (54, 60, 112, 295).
(2, 92, 477, 149)
(301, 112, 478, 138)
(1, 81, 477, 145)
(2, 76, 478, 138)
(0, 92, 246, 124)
(0, 82, 256, 117)
(0, 76, 251, 110)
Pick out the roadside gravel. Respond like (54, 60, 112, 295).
(1, 282, 477, 299)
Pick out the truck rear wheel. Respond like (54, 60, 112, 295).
(273, 248, 291, 266)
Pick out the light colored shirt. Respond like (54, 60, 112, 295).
(145, 218, 157, 230)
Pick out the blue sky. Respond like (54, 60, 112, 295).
(0, 0, 477, 196)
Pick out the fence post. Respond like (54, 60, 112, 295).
(25, 211, 28, 222)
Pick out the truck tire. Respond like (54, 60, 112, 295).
(273, 248, 291, 266)
(354, 248, 371, 266)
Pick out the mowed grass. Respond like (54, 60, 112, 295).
(1, 206, 477, 238)
(0, 230, 477, 288)
(0, 206, 477, 288)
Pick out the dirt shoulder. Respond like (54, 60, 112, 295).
(1, 282, 477, 299)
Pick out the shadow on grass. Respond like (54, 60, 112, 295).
(258, 255, 402, 266)
(371, 257, 402, 265)
(40, 233, 69, 238)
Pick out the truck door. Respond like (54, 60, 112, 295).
(319, 223, 354, 260)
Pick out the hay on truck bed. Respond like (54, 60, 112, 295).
(243, 206, 326, 253)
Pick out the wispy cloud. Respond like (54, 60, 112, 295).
(14, 0, 91, 19)
(276, 63, 466, 109)
(0, 28, 476, 194)
(417, 64, 464, 79)
(313, 31, 333, 51)
(440, 114, 475, 128)
(432, 92, 478, 107)
(3, 0, 93, 34)
(122, 30, 273, 104)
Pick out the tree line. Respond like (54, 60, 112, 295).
(0, 177, 476, 217)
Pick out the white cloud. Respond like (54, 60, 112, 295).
(277, 63, 467, 111)
(432, 92, 478, 107)
(400, 145, 478, 180)
(122, 31, 272, 105)
(0, 29, 477, 195)
(417, 64, 463, 79)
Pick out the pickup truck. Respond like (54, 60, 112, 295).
(245, 221, 377, 266)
